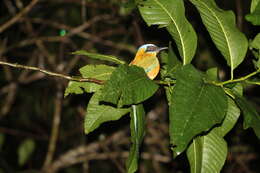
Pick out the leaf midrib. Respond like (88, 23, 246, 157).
(154, 0, 186, 63)
(200, 1, 233, 71)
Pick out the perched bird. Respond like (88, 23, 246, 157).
(130, 44, 167, 80)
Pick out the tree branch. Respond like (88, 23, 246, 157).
(0, 0, 39, 33)
(0, 60, 104, 84)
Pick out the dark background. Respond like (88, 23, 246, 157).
(0, 0, 259, 172)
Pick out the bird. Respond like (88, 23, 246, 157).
(130, 44, 167, 80)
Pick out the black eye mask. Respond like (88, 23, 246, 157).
(145, 45, 158, 52)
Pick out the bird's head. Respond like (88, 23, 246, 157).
(136, 44, 168, 57)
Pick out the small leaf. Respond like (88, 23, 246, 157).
(126, 104, 145, 173)
(190, 0, 248, 78)
(250, 33, 260, 50)
(101, 64, 159, 106)
(85, 91, 130, 134)
(169, 64, 228, 155)
(246, 2, 260, 26)
(18, 139, 36, 166)
(73, 50, 125, 64)
(187, 130, 227, 173)
(206, 67, 218, 81)
(64, 65, 115, 97)
(160, 43, 181, 79)
(136, 0, 197, 64)
(250, 0, 260, 12)
(234, 93, 260, 139)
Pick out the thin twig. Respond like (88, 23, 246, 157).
(42, 84, 63, 170)
(0, 60, 104, 84)
(0, 0, 39, 33)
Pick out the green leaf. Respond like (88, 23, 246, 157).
(84, 91, 130, 134)
(18, 139, 36, 166)
(190, 0, 248, 79)
(206, 67, 218, 81)
(250, 33, 260, 50)
(64, 65, 115, 97)
(160, 43, 181, 79)
(136, 0, 197, 64)
(187, 98, 240, 173)
(101, 64, 159, 106)
(126, 104, 146, 173)
(213, 98, 240, 137)
(250, 0, 260, 12)
(73, 50, 125, 64)
(169, 64, 228, 155)
(250, 33, 260, 67)
(234, 93, 260, 139)
(246, 2, 260, 26)
(187, 130, 227, 173)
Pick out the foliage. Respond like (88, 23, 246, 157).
(0, 0, 259, 172)
(64, 0, 260, 172)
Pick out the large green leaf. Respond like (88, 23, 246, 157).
(64, 65, 115, 97)
(234, 93, 260, 139)
(246, 1, 260, 26)
(126, 104, 146, 173)
(84, 91, 130, 134)
(18, 139, 36, 166)
(136, 0, 197, 64)
(169, 65, 228, 155)
(187, 131, 227, 173)
(101, 64, 159, 106)
(186, 98, 240, 173)
(190, 0, 248, 79)
(73, 50, 125, 64)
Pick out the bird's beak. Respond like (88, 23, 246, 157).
(157, 47, 168, 52)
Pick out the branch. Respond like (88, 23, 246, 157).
(0, 60, 104, 84)
(0, 0, 39, 33)
(213, 69, 260, 86)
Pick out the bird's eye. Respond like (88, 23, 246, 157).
(146, 46, 157, 52)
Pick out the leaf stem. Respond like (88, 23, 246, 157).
(213, 69, 260, 86)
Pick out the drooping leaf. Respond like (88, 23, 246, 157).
(126, 104, 146, 173)
(169, 64, 228, 155)
(18, 139, 36, 166)
(187, 131, 227, 173)
(234, 93, 260, 139)
(213, 98, 240, 137)
(73, 50, 125, 64)
(101, 64, 159, 106)
(64, 65, 115, 97)
(190, 0, 248, 79)
(84, 91, 130, 134)
(246, 2, 260, 25)
(136, 0, 197, 64)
